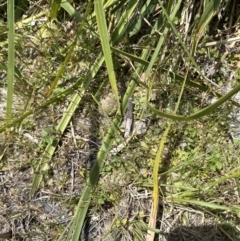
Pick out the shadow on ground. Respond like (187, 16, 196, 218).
(161, 224, 239, 241)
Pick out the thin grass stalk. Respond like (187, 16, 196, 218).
(173, 170, 240, 200)
(46, 38, 77, 97)
(6, 0, 15, 121)
(111, 47, 240, 108)
(60, 0, 82, 22)
(48, 0, 93, 97)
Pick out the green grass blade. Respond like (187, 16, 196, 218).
(173, 198, 239, 213)
(31, 0, 141, 200)
(167, 169, 240, 200)
(50, 0, 61, 20)
(111, 46, 150, 65)
(95, 0, 119, 107)
(110, 0, 138, 44)
(192, 0, 221, 54)
(146, 0, 181, 76)
(60, 0, 82, 22)
(128, 0, 156, 40)
(6, 0, 15, 121)
(203, 171, 240, 190)
(46, 38, 77, 97)
(64, 30, 153, 241)
(147, 83, 240, 121)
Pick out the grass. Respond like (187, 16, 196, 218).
(0, 0, 240, 240)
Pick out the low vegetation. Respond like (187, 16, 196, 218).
(0, 0, 240, 240)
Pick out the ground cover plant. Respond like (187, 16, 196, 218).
(0, 0, 240, 240)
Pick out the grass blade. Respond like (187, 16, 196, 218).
(32, 0, 141, 231)
(50, 0, 61, 20)
(173, 198, 240, 213)
(95, 0, 120, 108)
(61, 0, 82, 22)
(6, 0, 15, 121)
(147, 83, 240, 121)
(46, 37, 77, 97)
(192, 0, 221, 54)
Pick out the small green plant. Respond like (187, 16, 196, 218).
(38, 127, 60, 148)
(206, 150, 223, 172)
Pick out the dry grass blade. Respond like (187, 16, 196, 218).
(147, 123, 172, 241)
(200, 36, 240, 47)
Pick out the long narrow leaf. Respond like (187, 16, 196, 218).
(50, 0, 61, 20)
(148, 84, 240, 121)
(60, 0, 82, 22)
(31, 2, 144, 240)
(192, 0, 221, 54)
(46, 38, 77, 97)
(95, 0, 120, 108)
(6, 0, 15, 120)
(173, 198, 240, 213)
